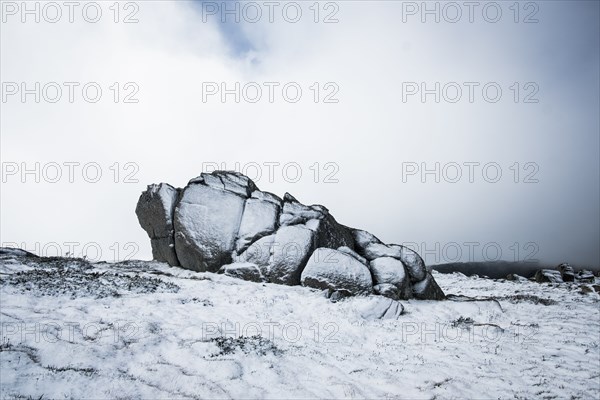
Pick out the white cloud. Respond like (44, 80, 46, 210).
(1, 1, 598, 266)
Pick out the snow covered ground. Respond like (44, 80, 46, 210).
(1, 253, 599, 399)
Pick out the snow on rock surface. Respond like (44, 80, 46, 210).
(558, 263, 576, 282)
(395, 244, 428, 282)
(218, 262, 264, 282)
(235, 198, 280, 253)
(369, 256, 412, 299)
(136, 171, 444, 300)
(351, 228, 382, 249)
(336, 246, 367, 265)
(535, 269, 564, 283)
(197, 170, 257, 197)
(1, 252, 598, 399)
(301, 248, 373, 295)
(355, 296, 405, 319)
(235, 234, 275, 272)
(279, 195, 323, 226)
(250, 190, 282, 206)
(361, 242, 402, 260)
(268, 225, 315, 285)
(174, 182, 245, 272)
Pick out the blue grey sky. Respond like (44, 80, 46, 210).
(195, 1, 256, 55)
(1, 1, 598, 268)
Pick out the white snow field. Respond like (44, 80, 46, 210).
(1, 254, 599, 399)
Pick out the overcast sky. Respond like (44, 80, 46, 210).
(1, 1, 598, 268)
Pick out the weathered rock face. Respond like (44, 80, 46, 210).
(535, 269, 564, 283)
(412, 272, 446, 300)
(236, 196, 280, 253)
(369, 257, 412, 300)
(575, 269, 595, 283)
(234, 234, 275, 273)
(301, 248, 373, 295)
(396, 245, 428, 283)
(135, 183, 180, 266)
(269, 225, 315, 285)
(174, 182, 246, 272)
(136, 171, 445, 300)
(557, 263, 575, 282)
(218, 262, 265, 282)
(349, 227, 442, 299)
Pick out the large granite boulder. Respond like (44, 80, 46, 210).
(535, 269, 563, 283)
(174, 180, 246, 272)
(136, 171, 445, 301)
(135, 183, 180, 266)
(369, 257, 412, 299)
(395, 245, 427, 282)
(351, 227, 440, 299)
(576, 269, 595, 283)
(301, 248, 373, 295)
(557, 263, 575, 282)
(268, 225, 315, 285)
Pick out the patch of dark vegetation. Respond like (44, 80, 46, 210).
(0, 342, 40, 363)
(499, 294, 558, 306)
(209, 335, 282, 357)
(447, 293, 557, 306)
(510, 322, 539, 328)
(450, 316, 504, 331)
(451, 316, 474, 327)
(105, 259, 174, 274)
(45, 365, 97, 376)
(180, 297, 213, 306)
(1, 257, 179, 298)
(432, 378, 452, 388)
(1, 337, 13, 351)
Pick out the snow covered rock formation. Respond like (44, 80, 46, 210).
(136, 171, 445, 300)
